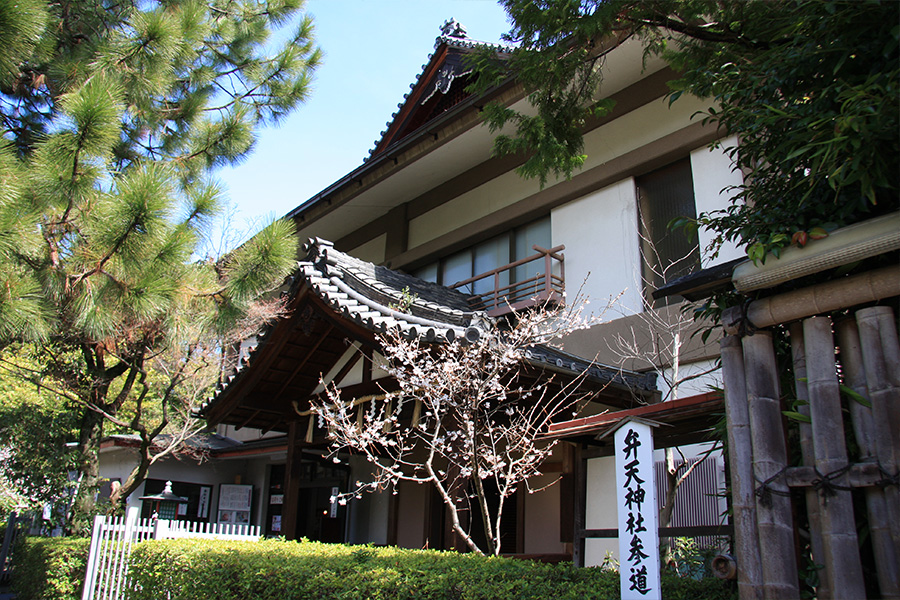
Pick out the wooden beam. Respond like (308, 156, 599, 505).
(579, 525, 734, 538)
(783, 463, 891, 489)
(331, 349, 363, 388)
(204, 288, 310, 424)
(296, 377, 400, 414)
(272, 324, 334, 403)
(281, 421, 304, 540)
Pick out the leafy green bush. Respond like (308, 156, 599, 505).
(11, 536, 90, 600)
(127, 538, 735, 600)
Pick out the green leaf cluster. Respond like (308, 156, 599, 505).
(0, 346, 78, 509)
(11, 536, 90, 600)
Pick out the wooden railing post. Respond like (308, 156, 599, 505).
(544, 249, 552, 297)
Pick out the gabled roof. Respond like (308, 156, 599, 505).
(198, 238, 656, 433)
(368, 19, 513, 159)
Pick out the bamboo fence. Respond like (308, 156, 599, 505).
(720, 269, 899, 599)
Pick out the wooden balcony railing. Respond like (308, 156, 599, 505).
(451, 244, 565, 317)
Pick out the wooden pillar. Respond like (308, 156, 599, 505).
(788, 323, 831, 600)
(720, 335, 764, 600)
(742, 331, 799, 599)
(281, 421, 304, 540)
(855, 307, 900, 553)
(803, 316, 865, 598)
(573, 444, 586, 567)
(836, 316, 900, 598)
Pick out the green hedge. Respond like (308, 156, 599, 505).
(11, 537, 90, 600)
(127, 539, 736, 600)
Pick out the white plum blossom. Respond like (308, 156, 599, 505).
(310, 291, 608, 556)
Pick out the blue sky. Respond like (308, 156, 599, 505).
(217, 1, 511, 232)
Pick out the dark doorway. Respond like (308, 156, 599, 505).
(268, 458, 348, 542)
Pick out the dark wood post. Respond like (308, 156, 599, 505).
(720, 335, 764, 600)
(742, 331, 799, 599)
(281, 421, 304, 540)
(573, 443, 586, 567)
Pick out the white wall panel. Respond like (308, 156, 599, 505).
(690, 135, 745, 265)
(552, 178, 643, 316)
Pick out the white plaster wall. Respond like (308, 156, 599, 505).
(690, 135, 745, 265)
(551, 178, 643, 316)
(345, 456, 390, 545)
(655, 358, 722, 404)
(100, 449, 270, 528)
(409, 95, 709, 250)
(584, 456, 619, 566)
(522, 475, 566, 555)
(216, 425, 283, 443)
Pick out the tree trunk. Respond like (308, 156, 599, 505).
(109, 438, 153, 513)
(659, 448, 679, 565)
(69, 406, 103, 535)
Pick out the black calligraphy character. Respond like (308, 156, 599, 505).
(626, 511, 646, 535)
(623, 428, 641, 461)
(629, 533, 649, 563)
(625, 485, 646, 511)
(629, 565, 650, 595)
(623, 458, 644, 489)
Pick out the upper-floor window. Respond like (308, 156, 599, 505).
(636, 159, 700, 306)
(414, 217, 551, 295)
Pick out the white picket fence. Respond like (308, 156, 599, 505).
(82, 507, 260, 600)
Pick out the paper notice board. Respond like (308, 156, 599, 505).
(218, 483, 252, 525)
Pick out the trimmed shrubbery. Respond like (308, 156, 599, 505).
(9, 535, 736, 599)
(11, 537, 90, 600)
(127, 538, 736, 600)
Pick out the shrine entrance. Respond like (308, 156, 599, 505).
(265, 458, 348, 541)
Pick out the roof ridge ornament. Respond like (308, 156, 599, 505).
(438, 19, 468, 47)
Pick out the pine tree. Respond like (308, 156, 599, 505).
(0, 0, 320, 531)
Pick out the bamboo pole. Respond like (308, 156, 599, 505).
(855, 307, 900, 549)
(788, 323, 831, 600)
(836, 317, 900, 598)
(720, 335, 764, 600)
(803, 316, 865, 598)
(742, 331, 799, 599)
(723, 265, 900, 333)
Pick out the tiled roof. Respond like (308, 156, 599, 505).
(366, 19, 514, 160)
(200, 238, 656, 421)
(101, 433, 243, 453)
(300, 237, 482, 344)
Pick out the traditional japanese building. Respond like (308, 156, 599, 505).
(103, 19, 738, 564)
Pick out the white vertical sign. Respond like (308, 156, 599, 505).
(330, 486, 340, 518)
(614, 419, 661, 599)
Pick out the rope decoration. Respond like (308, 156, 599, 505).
(754, 464, 870, 507)
(755, 467, 791, 508)
(810, 465, 852, 505)
(875, 466, 899, 489)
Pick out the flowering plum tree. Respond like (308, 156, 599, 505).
(314, 297, 608, 556)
